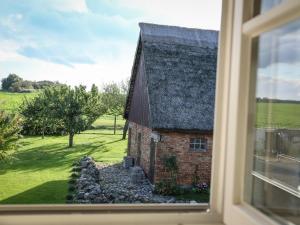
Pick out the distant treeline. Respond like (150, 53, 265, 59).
(1, 74, 62, 93)
(256, 97, 300, 104)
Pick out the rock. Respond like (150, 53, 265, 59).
(166, 197, 176, 203)
(77, 191, 85, 199)
(73, 156, 196, 204)
(129, 166, 145, 184)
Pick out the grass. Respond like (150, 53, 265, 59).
(0, 90, 37, 113)
(0, 116, 127, 204)
(1, 91, 298, 204)
(256, 102, 300, 128)
(175, 192, 210, 203)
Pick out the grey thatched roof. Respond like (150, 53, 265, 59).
(125, 23, 218, 131)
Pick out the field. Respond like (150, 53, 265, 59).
(0, 116, 126, 204)
(0, 91, 126, 204)
(1, 91, 299, 204)
(256, 102, 300, 128)
(0, 91, 37, 113)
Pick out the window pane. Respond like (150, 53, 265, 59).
(253, 0, 285, 17)
(247, 19, 300, 224)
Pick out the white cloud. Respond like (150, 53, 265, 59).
(116, 0, 222, 30)
(0, 43, 133, 88)
(0, 13, 23, 31)
(256, 75, 300, 101)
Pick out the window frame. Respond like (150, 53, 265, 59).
(2, 1, 299, 225)
(0, 0, 230, 223)
(190, 137, 208, 151)
(222, 1, 300, 225)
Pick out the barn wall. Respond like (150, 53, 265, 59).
(128, 121, 152, 177)
(128, 51, 150, 127)
(155, 132, 213, 186)
(128, 121, 213, 186)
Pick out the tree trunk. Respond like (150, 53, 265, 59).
(42, 128, 45, 139)
(69, 132, 74, 148)
(114, 115, 117, 135)
(122, 120, 129, 140)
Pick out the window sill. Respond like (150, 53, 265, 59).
(0, 203, 225, 225)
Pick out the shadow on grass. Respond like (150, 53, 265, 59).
(92, 125, 123, 130)
(0, 138, 123, 174)
(0, 180, 68, 204)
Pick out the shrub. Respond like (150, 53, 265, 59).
(66, 194, 73, 201)
(192, 182, 210, 194)
(155, 180, 181, 195)
(0, 111, 22, 160)
(70, 172, 80, 178)
(68, 179, 76, 184)
(155, 155, 181, 195)
(68, 185, 75, 192)
(71, 167, 81, 172)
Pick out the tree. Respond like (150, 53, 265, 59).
(102, 82, 127, 135)
(48, 85, 105, 147)
(20, 92, 63, 138)
(0, 111, 22, 160)
(120, 78, 130, 139)
(1, 74, 23, 91)
(85, 84, 106, 128)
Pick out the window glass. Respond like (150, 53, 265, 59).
(0, 1, 220, 207)
(253, 0, 285, 17)
(247, 19, 300, 225)
(190, 138, 207, 151)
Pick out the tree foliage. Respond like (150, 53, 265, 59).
(102, 82, 126, 116)
(1, 74, 23, 91)
(102, 81, 128, 134)
(19, 93, 65, 137)
(19, 85, 105, 147)
(0, 111, 22, 160)
(1, 74, 61, 93)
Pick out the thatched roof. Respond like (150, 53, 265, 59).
(125, 23, 218, 131)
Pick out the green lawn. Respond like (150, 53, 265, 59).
(0, 91, 37, 113)
(0, 116, 126, 204)
(256, 102, 300, 128)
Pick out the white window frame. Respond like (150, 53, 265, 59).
(190, 138, 207, 151)
(0, 0, 229, 222)
(1, 1, 299, 225)
(222, 1, 300, 225)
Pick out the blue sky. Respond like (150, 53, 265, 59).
(0, 0, 222, 88)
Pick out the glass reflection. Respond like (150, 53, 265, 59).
(253, 0, 284, 16)
(250, 19, 300, 224)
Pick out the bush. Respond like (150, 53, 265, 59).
(155, 155, 180, 195)
(71, 167, 81, 172)
(154, 180, 182, 195)
(66, 194, 74, 201)
(70, 172, 80, 178)
(192, 182, 210, 194)
(68, 179, 76, 184)
(0, 111, 22, 160)
(68, 185, 75, 192)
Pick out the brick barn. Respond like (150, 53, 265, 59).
(124, 23, 218, 186)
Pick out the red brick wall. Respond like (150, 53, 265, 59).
(128, 121, 152, 176)
(155, 132, 213, 186)
(128, 122, 213, 186)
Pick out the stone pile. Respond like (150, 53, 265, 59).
(98, 163, 178, 203)
(73, 156, 108, 203)
(71, 156, 195, 204)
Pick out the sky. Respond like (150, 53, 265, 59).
(256, 19, 300, 101)
(0, 0, 222, 88)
